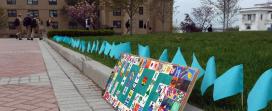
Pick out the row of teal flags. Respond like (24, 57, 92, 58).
(52, 35, 271, 111)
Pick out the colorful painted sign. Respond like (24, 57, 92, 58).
(103, 54, 199, 111)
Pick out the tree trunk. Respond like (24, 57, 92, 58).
(223, 0, 226, 32)
(226, 0, 230, 31)
(162, 0, 165, 32)
(129, 1, 133, 35)
(130, 17, 133, 35)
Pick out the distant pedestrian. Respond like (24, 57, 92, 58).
(125, 19, 130, 34)
(208, 25, 213, 32)
(46, 16, 53, 31)
(30, 17, 38, 40)
(14, 14, 23, 40)
(37, 18, 45, 40)
(144, 18, 152, 33)
(23, 14, 32, 40)
(85, 18, 91, 30)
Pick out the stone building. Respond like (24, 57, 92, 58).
(0, 0, 173, 36)
(239, 2, 272, 31)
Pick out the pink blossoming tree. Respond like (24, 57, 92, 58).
(67, 1, 98, 28)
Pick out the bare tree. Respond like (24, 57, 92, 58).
(180, 14, 201, 32)
(202, 0, 239, 31)
(191, 5, 215, 31)
(102, 0, 145, 35)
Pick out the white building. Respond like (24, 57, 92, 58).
(239, 2, 272, 31)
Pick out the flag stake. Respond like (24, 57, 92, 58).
(241, 92, 244, 110)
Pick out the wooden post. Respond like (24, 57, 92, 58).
(241, 92, 244, 110)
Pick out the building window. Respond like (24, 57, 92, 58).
(27, 0, 38, 5)
(271, 14, 272, 19)
(7, 10, 17, 17)
(8, 22, 16, 30)
(139, 20, 144, 28)
(49, 0, 57, 5)
(113, 8, 121, 16)
(28, 10, 39, 17)
(113, 20, 121, 28)
(260, 14, 263, 20)
(139, 7, 143, 15)
(49, 10, 58, 17)
(247, 14, 252, 21)
(7, 0, 16, 5)
(52, 21, 58, 29)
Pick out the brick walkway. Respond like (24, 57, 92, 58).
(0, 39, 45, 77)
(0, 39, 113, 111)
(0, 39, 59, 111)
(0, 85, 58, 111)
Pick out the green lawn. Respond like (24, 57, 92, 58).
(57, 32, 272, 111)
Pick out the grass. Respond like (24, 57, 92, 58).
(56, 31, 272, 111)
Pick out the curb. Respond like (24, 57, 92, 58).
(46, 39, 111, 89)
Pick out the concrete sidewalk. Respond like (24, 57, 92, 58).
(39, 40, 113, 111)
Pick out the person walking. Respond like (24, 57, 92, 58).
(30, 17, 38, 40)
(46, 16, 53, 31)
(125, 19, 130, 34)
(37, 18, 45, 40)
(208, 24, 213, 32)
(144, 18, 152, 34)
(85, 18, 91, 30)
(14, 14, 23, 40)
(23, 14, 32, 40)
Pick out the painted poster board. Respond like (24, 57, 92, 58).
(103, 54, 199, 111)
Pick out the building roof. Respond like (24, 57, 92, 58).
(240, 2, 272, 12)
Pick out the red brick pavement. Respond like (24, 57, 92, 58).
(0, 39, 59, 111)
(0, 85, 59, 111)
(0, 39, 46, 77)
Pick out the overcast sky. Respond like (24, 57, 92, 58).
(173, 0, 269, 27)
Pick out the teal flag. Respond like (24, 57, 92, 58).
(109, 42, 116, 58)
(76, 40, 80, 48)
(79, 40, 82, 51)
(70, 38, 74, 47)
(138, 44, 150, 58)
(113, 42, 131, 59)
(77, 40, 81, 49)
(213, 65, 243, 101)
(87, 42, 91, 53)
(247, 69, 272, 111)
(191, 53, 205, 79)
(91, 41, 96, 53)
(71, 39, 75, 48)
(80, 41, 86, 53)
(104, 42, 111, 56)
(201, 56, 216, 95)
(95, 40, 100, 52)
(171, 47, 187, 66)
(159, 49, 168, 62)
(99, 41, 106, 55)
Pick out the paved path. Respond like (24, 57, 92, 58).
(0, 39, 113, 111)
(0, 39, 58, 111)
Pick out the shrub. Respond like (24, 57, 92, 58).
(47, 29, 114, 38)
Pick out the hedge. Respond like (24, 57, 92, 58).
(47, 29, 115, 38)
